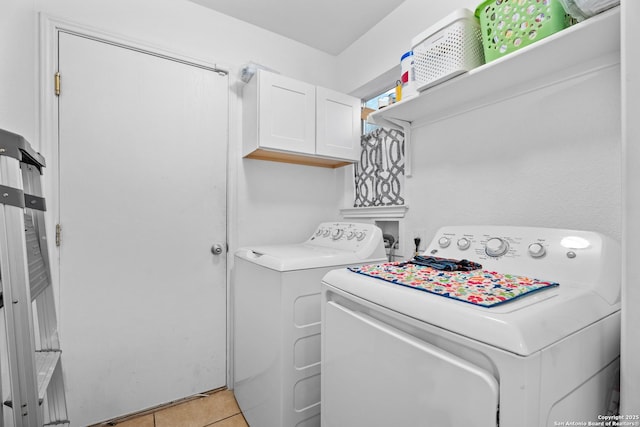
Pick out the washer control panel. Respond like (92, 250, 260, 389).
(430, 227, 572, 261)
(424, 225, 620, 301)
(307, 222, 385, 253)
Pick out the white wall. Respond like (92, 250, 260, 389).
(0, 0, 37, 141)
(404, 67, 620, 248)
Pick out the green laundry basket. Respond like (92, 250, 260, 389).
(475, 0, 573, 62)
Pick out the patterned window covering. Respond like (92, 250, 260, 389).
(354, 128, 405, 207)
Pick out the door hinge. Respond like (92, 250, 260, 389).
(54, 72, 61, 96)
(55, 223, 61, 247)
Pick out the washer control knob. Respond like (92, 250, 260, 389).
(485, 237, 509, 257)
(346, 231, 356, 240)
(322, 229, 331, 237)
(315, 228, 323, 236)
(457, 238, 471, 250)
(331, 229, 344, 240)
(528, 242, 546, 258)
(438, 237, 451, 248)
(355, 231, 366, 241)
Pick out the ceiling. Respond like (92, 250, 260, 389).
(188, 0, 407, 55)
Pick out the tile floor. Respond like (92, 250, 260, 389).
(91, 388, 248, 427)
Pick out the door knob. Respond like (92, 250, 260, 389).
(211, 243, 224, 255)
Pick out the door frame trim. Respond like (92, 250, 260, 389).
(38, 14, 233, 388)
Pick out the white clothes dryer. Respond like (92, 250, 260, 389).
(233, 222, 386, 427)
(321, 225, 621, 427)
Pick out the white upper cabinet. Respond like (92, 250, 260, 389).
(316, 86, 361, 161)
(256, 71, 316, 154)
(243, 69, 361, 168)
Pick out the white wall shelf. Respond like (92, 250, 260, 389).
(341, 205, 408, 219)
(369, 7, 620, 130)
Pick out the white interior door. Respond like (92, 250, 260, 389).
(57, 32, 228, 426)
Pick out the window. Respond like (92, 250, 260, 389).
(354, 89, 405, 207)
(362, 87, 396, 134)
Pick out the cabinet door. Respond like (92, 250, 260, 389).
(258, 71, 316, 154)
(316, 87, 361, 161)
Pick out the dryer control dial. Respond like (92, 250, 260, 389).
(485, 237, 509, 257)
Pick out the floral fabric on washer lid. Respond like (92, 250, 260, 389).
(347, 262, 559, 308)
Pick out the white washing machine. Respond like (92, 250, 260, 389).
(233, 222, 387, 427)
(321, 225, 621, 427)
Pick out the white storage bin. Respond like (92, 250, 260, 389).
(411, 8, 485, 92)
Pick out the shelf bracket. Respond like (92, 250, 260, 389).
(383, 118, 412, 178)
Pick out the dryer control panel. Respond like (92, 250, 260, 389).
(307, 222, 385, 255)
(425, 225, 620, 304)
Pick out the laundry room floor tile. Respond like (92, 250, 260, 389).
(212, 414, 249, 427)
(91, 388, 247, 427)
(154, 389, 242, 427)
(113, 414, 155, 427)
